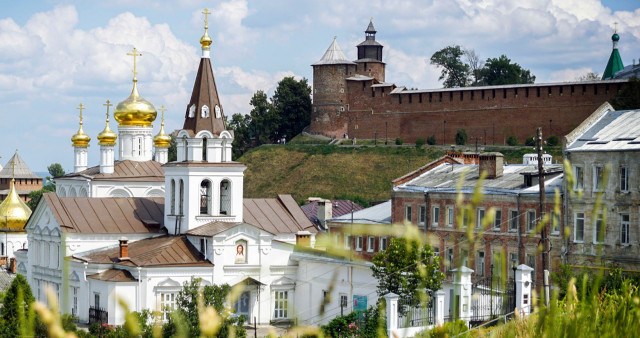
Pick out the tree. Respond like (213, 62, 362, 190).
(430, 46, 471, 88)
(455, 129, 467, 145)
(168, 134, 177, 162)
(0, 274, 35, 337)
(611, 77, 640, 110)
(547, 135, 559, 147)
(525, 136, 536, 146)
(371, 238, 444, 310)
(506, 135, 519, 146)
(576, 72, 600, 82)
(272, 77, 312, 141)
(479, 55, 535, 85)
(415, 138, 425, 148)
(465, 49, 484, 86)
(427, 135, 437, 145)
(27, 185, 54, 210)
(248, 90, 277, 144)
(46, 163, 65, 179)
(228, 113, 252, 160)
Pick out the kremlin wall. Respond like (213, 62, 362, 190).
(310, 21, 629, 144)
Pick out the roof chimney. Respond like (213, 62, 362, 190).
(317, 200, 333, 226)
(296, 231, 312, 248)
(119, 237, 129, 261)
(479, 152, 504, 179)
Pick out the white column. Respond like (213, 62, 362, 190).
(73, 147, 88, 173)
(212, 139, 223, 163)
(100, 145, 115, 174)
(516, 264, 534, 317)
(452, 266, 473, 323)
(224, 140, 233, 162)
(155, 147, 168, 164)
(187, 138, 203, 161)
(383, 292, 399, 338)
(435, 289, 446, 326)
(118, 126, 153, 161)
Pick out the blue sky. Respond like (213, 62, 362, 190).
(0, 0, 639, 172)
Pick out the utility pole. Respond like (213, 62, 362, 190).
(536, 127, 550, 307)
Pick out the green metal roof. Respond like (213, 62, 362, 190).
(602, 48, 624, 80)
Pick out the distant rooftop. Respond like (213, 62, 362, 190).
(328, 200, 391, 225)
(0, 153, 41, 179)
(566, 108, 640, 152)
(312, 38, 356, 66)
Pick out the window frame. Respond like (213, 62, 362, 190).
(476, 208, 486, 229)
(419, 204, 427, 226)
(574, 212, 585, 243)
(494, 209, 502, 231)
(509, 210, 519, 232)
(273, 290, 289, 319)
(404, 204, 413, 223)
(355, 236, 363, 251)
(573, 166, 584, 191)
(593, 213, 605, 244)
(621, 214, 630, 246)
(593, 165, 605, 192)
(526, 210, 536, 232)
(379, 237, 388, 251)
(476, 251, 485, 276)
(431, 205, 440, 227)
(160, 292, 177, 322)
(367, 236, 375, 252)
(620, 166, 629, 192)
(446, 206, 454, 227)
(551, 210, 560, 235)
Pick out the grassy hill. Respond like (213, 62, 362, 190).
(238, 144, 563, 206)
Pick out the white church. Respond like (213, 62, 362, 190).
(16, 12, 377, 327)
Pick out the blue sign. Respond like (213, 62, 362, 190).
(353, 295, 367, 312)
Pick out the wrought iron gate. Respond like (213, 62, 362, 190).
(469, 275, 515, 327)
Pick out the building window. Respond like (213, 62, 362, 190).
(200, 180, 212, 215)
(551, 210, 560, 235)
(431, 205, 439, 227)
(200, 238, 206, 254)
(356, 236, 363, 251)
(594, 166, 604, 191)
(179, 179, 184, 216)
(419, 205, 427, 226)
(574, 166, 584, 191)
(94, 293, 100, 308)
(509, 210, 520, 231)
(526, 254, 536, 282)
(462, 208, 469, 228)
(72, 287, 78, 317)
(344, 235, 351, 249)
(367, 236, 375, 252)
(404, 205, 413, 223)
(527, 210, 536, 232)
(340, 294, 348, 309)
(379, 237, 388, 251)
(476, 208, 485, 229)
(220, 180, 231, 215)
(274, 291, 289, 319)
(446, 206, 454, 227)
(202, 138, 208, 161)
(620, 167, 629, 192)
(494, 210, 502, 231)
(509, 253, 518, 278)
(575, 212, 585, 242)
(170, 180, 175, 215)
(446, 248, 454, 271)
(621, 214, 630, 245)
(160, 292, 176, 321)
(476, 251, 485, 276)
(594, 213, 605, 244)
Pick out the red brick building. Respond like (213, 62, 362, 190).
(310, 20, 628, 144)
(0, 152, 43, 203)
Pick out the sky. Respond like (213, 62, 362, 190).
(0, 0, 639, 172)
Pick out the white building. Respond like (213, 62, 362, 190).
(17, 14, 377, 327)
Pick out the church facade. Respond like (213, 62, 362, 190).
(310, 20, 630, 144)
(16, 13, 377, 327)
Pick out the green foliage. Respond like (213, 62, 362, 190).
(0, 274, 35, 337)
(417, 319, 468, 337)
(27, 184, 55, 210)
(321, 306, 385, 338)
(479, 55, 535, 85)
(371, 238, 444, 310)
(525, 136, 536, 146)
(272, 77, 312, 141)
(430, 45, 471, 88)
(415, 138, 425, 148)
(455, 129, 467, 145)
(228, 113, 252, 160)
(426, 135, 437, 145)
(168, 133, 177, 162)
(506, 135, 519, 146)
(47, 163, 65, 178)
(611, 76, 640, 110)
(395, 138, 404, 145)
(546, 135, 559, 147)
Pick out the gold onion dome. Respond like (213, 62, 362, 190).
(71, 103, 91, 147)
(97, 119, 117, 146)
(200, 8, 212, 50)
(0, 179, 32, 230)
(154, 105, 171, 148)
(114, 47, 157, 127)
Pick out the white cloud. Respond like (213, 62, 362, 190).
(547, 67, 596, 82)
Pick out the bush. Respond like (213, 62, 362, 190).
(427, 135, 437, 145)
(547, 135, 559, 146)
(415, 138, 425, 148)
(525, 136, 536, 146)
(395, 138, 403, 145)
(417, 319, 468, 337)
(321, 307, 384, 338)
(455, 129, 467, 145)
(506, 135, 518, 146)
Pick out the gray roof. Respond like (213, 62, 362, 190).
(566, 108, 640, 152)
(328, 200, 391, 225)
(394, 163, 564, 195)
(365, 19, 376, 33)
(0, 153, 41, 179)
(613, 64, 640, 79)
(312, 38, 356, 66)
(346, 74, 374, 81)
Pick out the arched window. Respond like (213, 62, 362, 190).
(200, 180, 211, 215)
(170, 180, 176, 215)
(220, 180, 231, 215)
(179, 180, 184, 216)
(202, 138, 208, 161)
(201, 105, 210, 118)
(221, 139, 227, 162)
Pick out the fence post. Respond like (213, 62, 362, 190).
(435, 289, 446, 326)
(452, 266, 473, 324)
(515, 264, 534, 317)
(383, 292, 399, 338)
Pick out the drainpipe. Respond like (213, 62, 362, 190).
(516, 193, 521, 263)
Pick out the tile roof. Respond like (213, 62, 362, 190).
(328, 200, 392, 225)
(301, 200, 364, 228)
(0, 153, 41, 179)
(186, 222, 243, 236)
(566, 109, 640, 152)
(42, 193, 165, 234)
(59, 160, 164, 182)
(87, 269, 138, 282)
(76, 236, 211, 267)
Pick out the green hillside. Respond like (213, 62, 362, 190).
(238, 144, 563, 206)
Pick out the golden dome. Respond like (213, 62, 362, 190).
(114, 82, 157, 127)
(71, 104, 91, 147)
(200, 30, 212, 50)
(97, 120, 117, 146)
(0, 179, 32, 230)
(153, 105, 171, 148)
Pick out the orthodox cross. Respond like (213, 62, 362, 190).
(127, 47, 142, 81)
(202, 8, 211, 27)
(104, 100, 113, 120)
(11, 150, 17, 180)
(614, 21, 618, 33)
(159, 105, 167, 123)
(77, 103, 86, 125)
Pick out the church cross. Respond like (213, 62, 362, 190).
(159, 105, 167, 123)
(104, 100, 113, 120)
(77, 103, 86, 124)
(11, 150, 17, 180)
(202, 8, 211, 27)
(614, 21, 618, 33)
(127, 47, 142, 81)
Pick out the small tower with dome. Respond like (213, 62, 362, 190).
(602, 24, 624, 80)
(71, 104, 91, 173)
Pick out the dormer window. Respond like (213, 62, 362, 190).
(189, 104, 195, 118)
(202, 105, 210, 118)
(215, 104, 221, 118)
